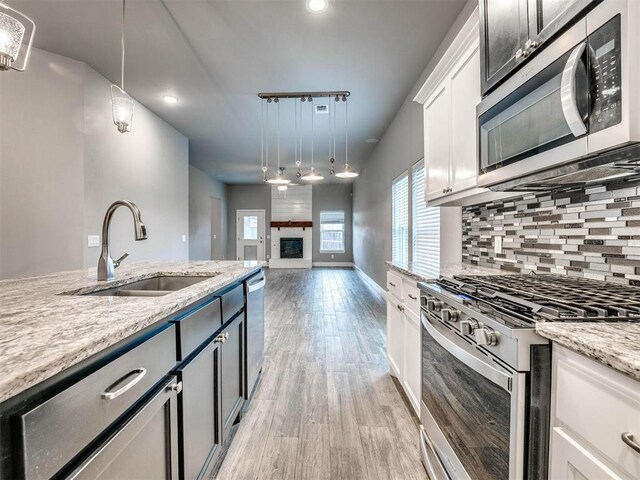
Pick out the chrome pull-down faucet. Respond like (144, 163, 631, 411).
(97, 200, 147, 281)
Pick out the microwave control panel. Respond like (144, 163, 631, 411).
(589, 15, 622, 134)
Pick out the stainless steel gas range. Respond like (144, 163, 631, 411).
(418, 274, 640, 480)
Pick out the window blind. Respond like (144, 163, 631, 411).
(320, 210, 345, 252)
(412, 162, 440, 277)
(392, 173, 409, 265)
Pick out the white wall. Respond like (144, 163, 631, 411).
(0, 48, 189, 279)
(352, 1, 475, 288)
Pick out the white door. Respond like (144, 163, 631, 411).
(387, 296, 404, 379)
(424, 84, 451, 202)
(236, 210, 265, 261)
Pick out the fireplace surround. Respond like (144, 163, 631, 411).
(280, 238, 303, 259)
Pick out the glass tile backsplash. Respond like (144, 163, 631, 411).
(462, 178, 640, 285)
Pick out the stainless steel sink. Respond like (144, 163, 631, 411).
(79, 275, 214, 297)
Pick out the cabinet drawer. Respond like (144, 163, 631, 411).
(387, 271, 403, 299)
(174, 298, 221, 360)
(554, 346, 640, 478)
(19, 325, 177, 480)
(403, 282, 421, 315)
(220, 284, 244, 324)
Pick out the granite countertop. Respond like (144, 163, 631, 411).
(0, 260, 264, 403)
(386, 260, 507, 284)
(536, 322, 640, 381)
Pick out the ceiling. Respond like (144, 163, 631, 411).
(14, 0, 466, 183)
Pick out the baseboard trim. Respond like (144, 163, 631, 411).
(312, 262, 354, 268)
(354, 265, 387, 300)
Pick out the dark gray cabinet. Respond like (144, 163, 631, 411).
(480, 0, 600, 95)
(220, 313, 244, 442)
(65, 376, 180, 480)
(178, 336, 222, 480)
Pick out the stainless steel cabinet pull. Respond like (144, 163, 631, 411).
(101, 368, 147, 400)
(388, 282, 396, 287)
(408, 294, 417, 300)
(167, 381, 183, 394)
(622, 432, 640, 454)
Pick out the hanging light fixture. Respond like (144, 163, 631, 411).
(111, 0, 134, 133)
(267, 98, 290, 185)
(0, 1, 35, 72)
(329, 97, 336, 175)
(295, 98, 302, 178)
(336, 94, 359, 178)
(301, 96, 324, 181)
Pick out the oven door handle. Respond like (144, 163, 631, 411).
(560, 42, 587, 137)
(422, 313, 512, 392)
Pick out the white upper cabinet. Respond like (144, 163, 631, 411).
(414, 8, 516, 207)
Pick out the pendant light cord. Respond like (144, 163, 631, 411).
(121, 0, 126, 90)
(260, 99, 264, 170)
(345, 97, 349, 167)
(277, 99, 281, 171)
(265, 100, 269, 169)
(311, 97, 314, 168)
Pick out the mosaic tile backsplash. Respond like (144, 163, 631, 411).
(462, 179, 640, 285)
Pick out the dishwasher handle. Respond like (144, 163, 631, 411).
(247, 276, 266, 293)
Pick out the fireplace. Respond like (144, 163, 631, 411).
(280, 237, 303, 259)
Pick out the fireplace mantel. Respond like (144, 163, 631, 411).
(271, 221, 312, 229)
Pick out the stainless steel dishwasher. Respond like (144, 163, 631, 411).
(244, 272, 265, 398)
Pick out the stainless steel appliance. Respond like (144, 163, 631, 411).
(477, 0, 640, 191)
(244, 272, 266, 398)
(418, 274, 640, 480)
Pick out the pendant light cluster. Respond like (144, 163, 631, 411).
(0, 1, 35, 72)
(258, 91, 357, 185)
(111, 0, 134, 133)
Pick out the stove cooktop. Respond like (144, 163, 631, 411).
(437, 274, 640, 323)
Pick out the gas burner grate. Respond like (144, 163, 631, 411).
(442, 274, 640, 323)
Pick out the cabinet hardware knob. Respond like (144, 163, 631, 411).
(442, 188, 447, 193)
(622, 432, 640, 454)
(524, 39, 538, 51)
(389, 282, 396, 287)
(515, 48, 524, 60)
(214, 335, 224, 343)
(167, 381, 183, 394)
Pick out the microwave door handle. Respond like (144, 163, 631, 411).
(560, 42, 588, 137)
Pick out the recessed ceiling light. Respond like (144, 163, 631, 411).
(366, 138, 379, 144)
(162, 94, 179, 104)
(306, 0, 328, 14)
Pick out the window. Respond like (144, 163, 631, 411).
(243, 215, 258, 240)
(392, 172, 409, 264)
(320, 210, 345, 252)
(412, 161, 440, 277)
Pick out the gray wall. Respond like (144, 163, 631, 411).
(352, 1, 475, 288)
(0, 49, 85, 279)
(0, 48, 189, 279)
(312, 183, 353, 263)
(189, 165, 227, 260)
(83, 66, 189, 268)
(226, 184, 272, 261)
(226, 183, 354, 263)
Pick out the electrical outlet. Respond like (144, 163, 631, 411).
(331, 254, 335, 259)
(494, 236, 503, 255)
(87, 235, 100, 248)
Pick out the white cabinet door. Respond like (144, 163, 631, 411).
(449, 42, 481, 195)
(403, 308, 421, 416)
(387, 296, 404, 379)
(550, 428, 624, 480)
(424, 84, 451, 203)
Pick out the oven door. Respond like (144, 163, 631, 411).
(420, 311, 526, 480)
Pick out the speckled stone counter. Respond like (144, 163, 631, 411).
(0, 261, 264, 403)
(386, 261, 507, 284)
(536, 322, 640, 381)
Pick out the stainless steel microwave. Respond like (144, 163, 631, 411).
(477, 0, 640, 191)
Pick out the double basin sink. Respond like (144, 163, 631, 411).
(74, 275, 214, 297)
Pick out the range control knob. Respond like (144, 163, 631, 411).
(459, 319, 479, 336)
(474, 326, 499, 346)
(426, 299, 444, 313)
(441, 308, 460, 323)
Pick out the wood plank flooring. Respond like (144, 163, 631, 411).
(216, 268, 427, 480)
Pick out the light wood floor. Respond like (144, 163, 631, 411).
(216, 268, 428, 480)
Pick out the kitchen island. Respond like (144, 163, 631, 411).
(0, 260, 265, 479)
